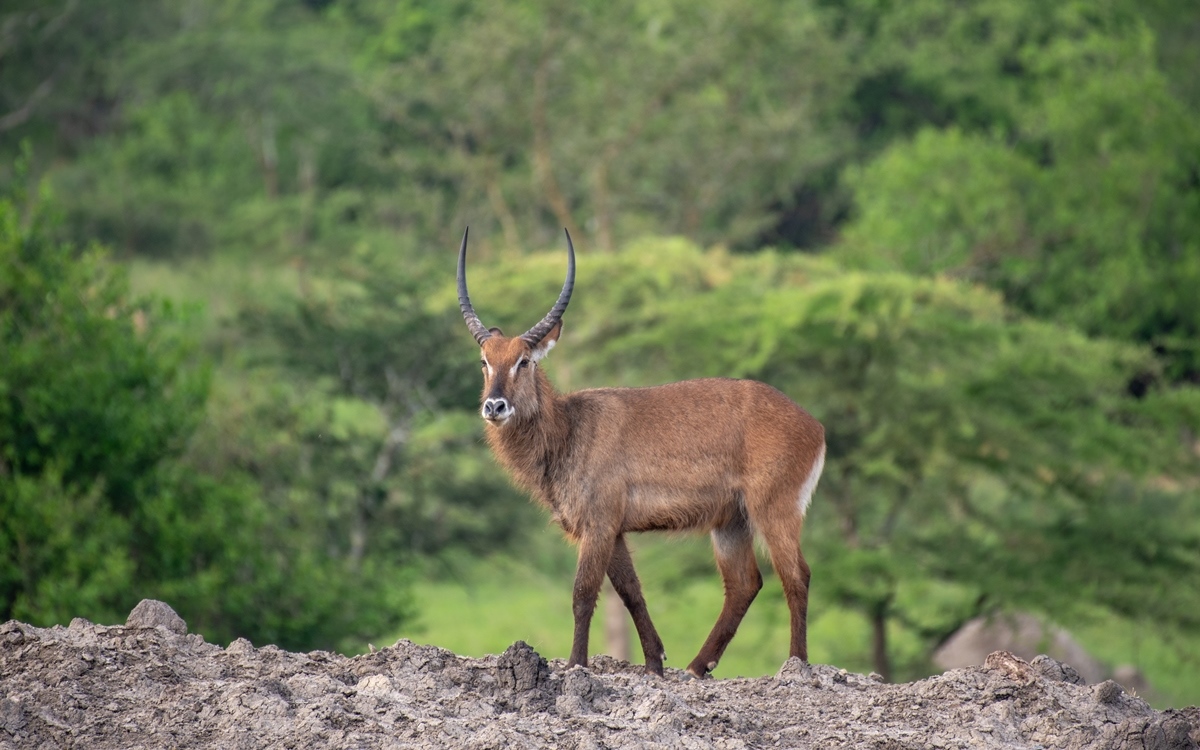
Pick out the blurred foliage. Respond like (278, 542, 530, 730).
(223, 239, 539, 564)
(1, 0, 1198, 702)
(368, 0, 850, 250)
(0, 172, 409, 652)
(830, 1, 1200, 379)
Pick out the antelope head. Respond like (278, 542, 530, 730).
(457, 227, 575, 427)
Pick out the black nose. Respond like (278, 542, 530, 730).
(483, 398, 509, 419)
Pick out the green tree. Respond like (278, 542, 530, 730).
(363, 0, 849, 252)
(0, 173, 203, 623)
(46, 0, 389, 260)
(0, 174, 409, 651)
(215, 235, 540, 574)
(829, 0, 1200, 380)
(0, 1, 166, 149)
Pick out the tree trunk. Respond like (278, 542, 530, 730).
(603, 581, 631, 662)
(531, 48, 582, 242)
(255, 112, 279, 200)
(592, 152, 617, 253)
(296, 140, 317, 245)
(0, 77, 54, 133)
(350, 384, 412, 569)
(484, 161, 523, 251)
(871, 603, 891, 682)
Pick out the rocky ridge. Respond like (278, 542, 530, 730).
(1, 600, 1197, 749)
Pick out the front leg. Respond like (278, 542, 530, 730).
(567, 533, 617, 669)
(607, 534, 666, 676)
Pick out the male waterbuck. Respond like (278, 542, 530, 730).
(457, 228, 826, 678)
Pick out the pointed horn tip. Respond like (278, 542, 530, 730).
(518, 227, 576, 343)
(563, 228, 576, 262)
(457, 225, 491, 344)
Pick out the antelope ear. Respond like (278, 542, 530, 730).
(531, 321, 562, 362)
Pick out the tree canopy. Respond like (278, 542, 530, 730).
(0, 171, 409, 652)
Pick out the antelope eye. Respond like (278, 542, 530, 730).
(480, 359, 487, 368)
(517, 359, 529, 369)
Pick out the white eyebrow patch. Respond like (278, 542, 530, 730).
(508, 359, 531, 378)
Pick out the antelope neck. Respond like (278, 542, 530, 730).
(485, 372, 568, 505)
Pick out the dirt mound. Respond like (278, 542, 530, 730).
(2, 600, 1197, 749)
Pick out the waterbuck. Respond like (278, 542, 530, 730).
(457, 228, 825, 678)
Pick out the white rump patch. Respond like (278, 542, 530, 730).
(797, 443, 825, 517)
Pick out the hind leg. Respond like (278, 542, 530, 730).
(759, 513, 810, 662)
(686, 512, 763, 678)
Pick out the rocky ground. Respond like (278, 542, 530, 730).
(1, 600, 1197, 749)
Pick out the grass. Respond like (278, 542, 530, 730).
(395, 541, 884, 680)
(394, 543, 1200, 707)
(1068, 608, 1200, 707)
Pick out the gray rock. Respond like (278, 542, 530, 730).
(0, 698, 26, 733)
(1032, 653, 1086, 685)
(125, 599, 187, 635)
(0, 611, 1195, 750)
(1096, 679, 1126, 705)
(495, 640, 549, 693)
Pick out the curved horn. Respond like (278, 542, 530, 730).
(457, 227, 492, 346)
(520, 229, 576, 345)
